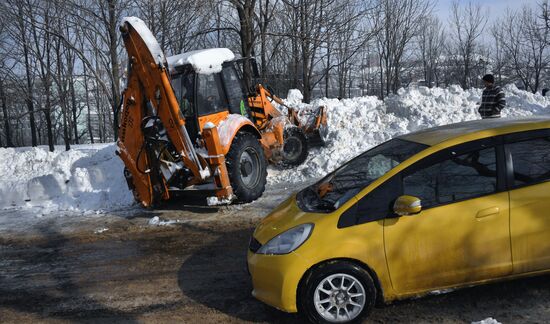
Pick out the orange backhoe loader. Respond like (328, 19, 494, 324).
(117, 17, 327, 207)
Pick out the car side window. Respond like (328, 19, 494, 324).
(507, 136, 550, 186)
(403, 147, 497, 208)
(197, 74, 226, 115)
(338, 176, 401, 228)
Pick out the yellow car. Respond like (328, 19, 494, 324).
(247, 117, 550, 323)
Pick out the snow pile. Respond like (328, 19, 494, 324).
(472, 318, 501, 324)
(0, 144, 134, 213)
(167, 48, 235, 74)
(1, 85, 548, 214)
(286, 89, 304, 105)
(501, 84, 550, 116)
(267, 86, 550, 184)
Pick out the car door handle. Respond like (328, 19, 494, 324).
(476, 207, 500, 219)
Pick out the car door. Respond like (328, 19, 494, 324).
(505, 130, 550, 273)
(384, 140, 512, 294)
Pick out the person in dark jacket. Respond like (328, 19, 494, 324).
(479, 74, 506, 119)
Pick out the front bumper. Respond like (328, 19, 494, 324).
(247, 250, 311, 313)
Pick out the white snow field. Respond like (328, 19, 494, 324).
(0, 144, 134, 213)
(0, 84, 548, 214)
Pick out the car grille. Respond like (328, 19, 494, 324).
(249, 236, 262, 253)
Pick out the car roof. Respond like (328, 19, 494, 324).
(399, 116, 550, 146)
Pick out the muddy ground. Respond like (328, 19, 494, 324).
(0, 185, 549, 323)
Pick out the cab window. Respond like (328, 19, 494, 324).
(196, 73, 226, 116)
(171, 72, 195, 118)
(403, 147, 497, 208)
(507, 136, 550, 187)
(221, 65, 249, 116)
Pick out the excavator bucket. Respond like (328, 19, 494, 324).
(253, 85, 328, 146)
(288, 105, 328, 146)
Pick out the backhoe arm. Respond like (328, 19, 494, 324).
(117, 17, 232, 206)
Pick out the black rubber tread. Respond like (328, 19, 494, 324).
(298, 260, 377, 324)
(281, 127, 309, 167)
(225, 131, 267, 203)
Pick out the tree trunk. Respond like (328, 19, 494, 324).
(83, 64, 94, 144)
(232, 0, 256, 90)
(379, 54, 384, 99)
(68, 56, 79, 144)
(325, 33, 331, 97)
(44, 91, 55, 152)
(108, 0, 121, 140)
(0, 78, 13, 147)
(18, 4, 38, 147)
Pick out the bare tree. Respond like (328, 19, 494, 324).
(448, 1, 488, 89)
(417, 15, 445, 87)
(375, 0, 434, 97)
(69, 0, 130, 140)
(2, 0, 40, 146)
(494, 5, 549, 93)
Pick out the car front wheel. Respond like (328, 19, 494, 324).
(299, 261, 376, 323)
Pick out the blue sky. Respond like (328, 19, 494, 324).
(434, 0, 540, 23)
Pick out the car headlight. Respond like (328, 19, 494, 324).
(256, 223, 314, 255)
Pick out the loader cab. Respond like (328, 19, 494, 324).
(170, 60, 251, 144)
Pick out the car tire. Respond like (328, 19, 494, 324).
(281, 127, 309, 167)
(225, 131, 267, 203)
(299, 261, 376, 324)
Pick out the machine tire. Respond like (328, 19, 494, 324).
(299, 261, 376, 324)
(281, 127, 309, 167)
(226, 131, 267, 203)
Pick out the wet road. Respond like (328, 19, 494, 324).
(0, 187, 549, 323)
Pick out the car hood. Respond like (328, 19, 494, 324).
(253, 194, 322, 244)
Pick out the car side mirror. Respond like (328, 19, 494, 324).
(393, 195, 422, 216)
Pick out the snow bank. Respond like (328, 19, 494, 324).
(0, 144, 134, 213)
(267, 85, 550, 184)
(167, 48, 235, 74)
(1, 85, 548, 214)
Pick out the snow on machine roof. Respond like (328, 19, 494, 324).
(167, 48, 236, 75)
(400, 116, 550, 146)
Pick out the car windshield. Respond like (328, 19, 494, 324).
(297, 138, 428, 212)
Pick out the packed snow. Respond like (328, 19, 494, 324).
(148, 216, 180, 226)
(1, 84, 549, 215)
(167, 48, 235, 74)
(121, 17, 166, 66)
(472, 317, 502, 324)
(267, 84, 550, 184)
(286, 89, 304, 104)
(0, 144, 134, 214)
